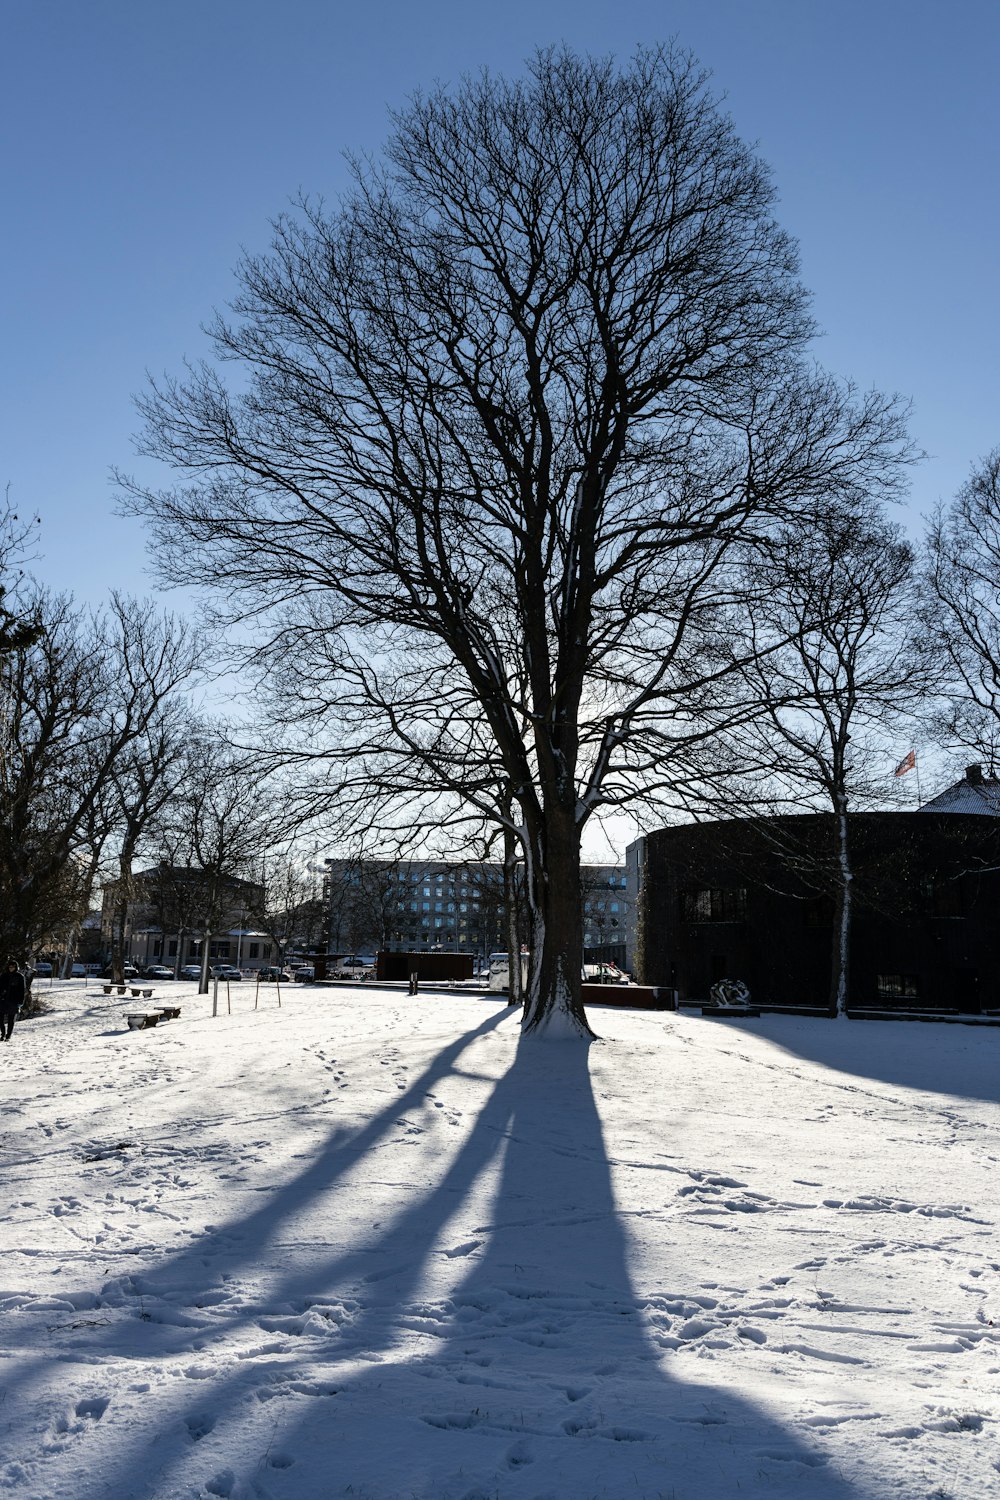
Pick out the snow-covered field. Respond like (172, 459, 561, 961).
(1, 980, 997, 1499)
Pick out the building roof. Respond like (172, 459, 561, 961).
(919, 764, 1000, 816)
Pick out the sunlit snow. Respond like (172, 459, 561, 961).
(1, 979, 997, 1498)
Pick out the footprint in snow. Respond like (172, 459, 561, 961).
(204, 1470, 235, 1498)
(185, 1412, 217, 1441)
(505, 1440, 534, 1467)
(76, 1396, 110, 1420)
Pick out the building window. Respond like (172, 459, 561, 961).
(925, 879, 964, 919)
(153, 940, 162, 957)
(681, 888, 747, 923)
(249, 943, 259, 958)
(168, 940, 178, 956)
(876, 974, 918, 1002)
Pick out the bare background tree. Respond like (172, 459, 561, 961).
(0, 593, 198, 964)
(104, 616, 201, 982)
(151, 736, 271, 992)
(729, 508, 927, 1016)
(121, 45, 911, 1037)
(923, 447, 1000, 771)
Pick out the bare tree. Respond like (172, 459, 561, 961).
(101, 613, 201, 982)
(120, 45, 910, 1037)
(246, 853, 330, 969)
(0, 593, 197, 961)
(0, 490, 42, 661)
(732, 508, 926, 1016)
(923, 448, 1000, 769)
(155, 736, 270, 992)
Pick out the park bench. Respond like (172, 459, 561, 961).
(123, 1012, 162, 1030)
(154, 1004, 182, 1020)
(102, 982, 128, 996)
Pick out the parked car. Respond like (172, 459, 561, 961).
(212, 965, 243, 981)
(70, 962, 87, 978)
(583, 962, 631, 986)
(257, 966, 292, 982)
(293, 966, 315, 981)
(33, 961, 53, 977)
(103, 963, 139, 980)
(179, 964, 203, 980)
(144, 965, 175, 981)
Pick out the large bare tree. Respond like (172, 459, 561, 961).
(120, 45, 910, 1037)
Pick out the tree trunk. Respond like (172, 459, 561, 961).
(828, 804, 852, 1019)
(502, 823, 524, 1009)
(199, 931, 212, 994)
(521, 806, 593, 1039)
(110, 829, 140, 983)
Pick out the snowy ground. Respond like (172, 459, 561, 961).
(1, 979, 998, 1500)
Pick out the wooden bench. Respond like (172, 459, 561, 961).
(123, 1012, 161, 1030)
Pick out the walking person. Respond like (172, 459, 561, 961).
(0, 958, 26, 1041)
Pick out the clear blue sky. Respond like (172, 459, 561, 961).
(2, 0, 998, 607)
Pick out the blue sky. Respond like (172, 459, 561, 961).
(2, 0, 998, 607)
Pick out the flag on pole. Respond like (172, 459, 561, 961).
(894, 749, 916, 777)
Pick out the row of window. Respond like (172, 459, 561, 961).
(396, 900, 481, 913)
(151, 940, 271, 960)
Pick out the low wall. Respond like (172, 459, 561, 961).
(582, 984, 673, 1011)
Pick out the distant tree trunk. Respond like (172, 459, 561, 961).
(502, 823, 524, 1008)
(829, 802, 852, 1019)
(199, 931, 212, 994)
(110, 823, 141, 983)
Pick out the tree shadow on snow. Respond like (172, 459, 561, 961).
(693, 1011, 1000, 1106)
(4, 1013, 875, 1499)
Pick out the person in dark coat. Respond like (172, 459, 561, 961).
(0, 959, 26, 1041)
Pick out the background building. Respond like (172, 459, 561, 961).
(324, 856, 629, 964)
(101, 866, 273, 972)
(629, 776, 1000, 1014)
